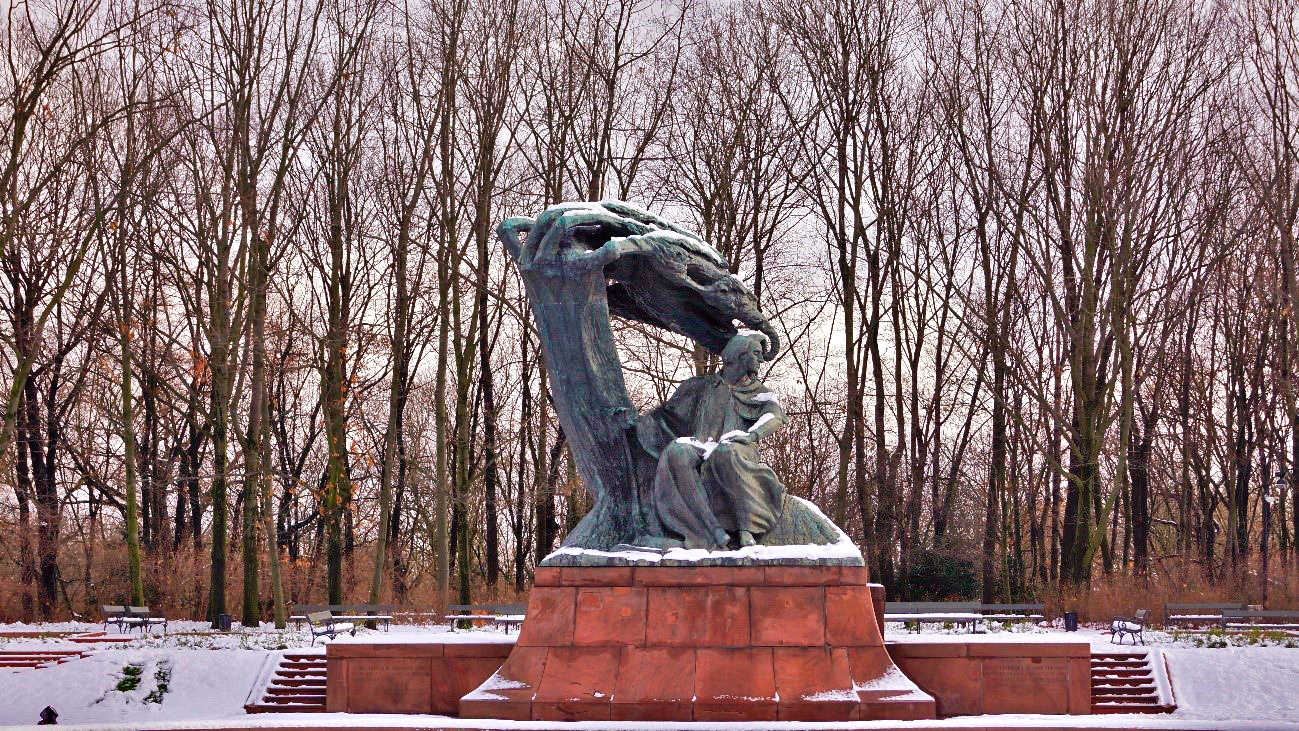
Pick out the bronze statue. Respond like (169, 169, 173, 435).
(635, 332, 788, 550)
(496, 200, 853, 565)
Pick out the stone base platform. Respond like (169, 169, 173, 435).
(458, 565, 935, 722)
(889, 640, 1092, 717)
(325, 637, 512, 714)
(151, 718, 1274, 731)
(323, 635, 1094, 720)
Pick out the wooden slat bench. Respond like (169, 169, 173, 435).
(884, 602, 983, 633)
(978, 603, 1047, 624)
(445, 604, 527, 632)
(102, 605, 167, 635)
(1221, 609, 1299, 633)
(290, 604, 396, 632)
(1163, 602, 1246, 628)
(884, 602, 1047, 633)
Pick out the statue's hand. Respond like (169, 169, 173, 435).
(497, 216, 535, 262)
(725, 432, 755, 445)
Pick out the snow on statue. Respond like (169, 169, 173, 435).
(496, 200, 855, 565)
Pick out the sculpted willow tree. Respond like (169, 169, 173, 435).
(497, 200, 844, 558)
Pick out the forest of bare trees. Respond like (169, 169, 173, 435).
(3, 0, 1299, 626)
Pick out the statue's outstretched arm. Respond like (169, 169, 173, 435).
(496, 216, 534, 262)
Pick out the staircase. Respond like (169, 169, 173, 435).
(1090, 649, 1176, 714)
(0, 648, 90, 670)
(69, 631, 134, 644)
(244, 651, 327, 713)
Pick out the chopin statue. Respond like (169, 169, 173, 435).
(496, 200, 853, 565)
(636, 332, 788, 551)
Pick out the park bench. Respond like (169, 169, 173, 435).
(305, 610, 356, 645)
(1163, 602, 1246, 628)
(1221, 609, 1299, 633)
(445, 603, 527, 632)
(1111, 608, 1148, 645)
(978, 603, 1047, 624)
(290, 604, 395, 632)
(884, 602, 984, 633)
(884, 602, 1048, 634)
(102, 605, 168, 635)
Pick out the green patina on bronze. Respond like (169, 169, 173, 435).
(496, 201, 853, 566)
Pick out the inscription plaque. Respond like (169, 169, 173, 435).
(982, 656, 1070, 714)
(345, 657, 431, 713)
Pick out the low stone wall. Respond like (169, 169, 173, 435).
(325, 638, 513, 715)
(324, 628, 1089, 719)
(888, 640, 1091, 717)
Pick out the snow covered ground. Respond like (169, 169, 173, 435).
(0, 623, 1295, 729)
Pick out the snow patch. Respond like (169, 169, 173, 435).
(546, 497, 862, 564)
(462, 673, 529, 702)
(748, 412, 775, 433)
(801, 688, 858, 701)
(672, 414, 781, 462)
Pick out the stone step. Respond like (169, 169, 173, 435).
(269, 690, 326, 696)
(1092, 659, 1147, 668)
(0, 655, 64, 660)
(1093, 702, 1168, 714)
(1091, 669, 1153, 680)
(0, 648, 90, 671)
(1093, 684, 1156, 694)
(1094, 692, 1159, 703)
(275, 669, 327, 678)
(1089, 649, 1173, 715)
(256, 692, 326, 703)
(266, 687, 325, 696)
(267, 680, 327, 690)
(247, 652, 332, 714)
(1092, 675, 1153, 685)
(70, 633, 132, 644)
(244, 702, 326, 713)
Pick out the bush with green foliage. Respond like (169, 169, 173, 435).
(899, 548, 979, 600)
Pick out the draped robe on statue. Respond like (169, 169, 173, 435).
(634, 374, 789, 549)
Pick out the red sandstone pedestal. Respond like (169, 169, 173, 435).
(459, 564, 936, 722)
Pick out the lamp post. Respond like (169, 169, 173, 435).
(1263, 472, 1283, 605)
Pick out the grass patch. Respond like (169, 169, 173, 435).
(144, 662, 171, 704)
(116, 663, 144, 692)
(1171, 626, 1299, 648)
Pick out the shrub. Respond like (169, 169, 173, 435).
(901, 548, 979, 600)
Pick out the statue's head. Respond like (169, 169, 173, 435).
(721, 332, 767, 386)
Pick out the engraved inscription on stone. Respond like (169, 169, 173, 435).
(982, 657, 1070, 714)
(983, 657, 1068, 684)
(348, 658, 430, 713)
(352, 657, 423, 680)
